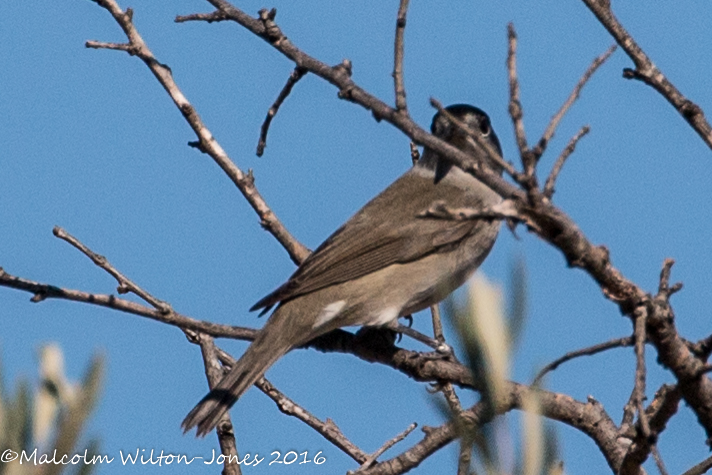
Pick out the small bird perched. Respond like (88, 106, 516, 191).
(183, 104, 503, 437)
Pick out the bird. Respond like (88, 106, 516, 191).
(182, 104, 504, 437)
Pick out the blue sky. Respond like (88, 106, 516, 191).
(2, 1, 711, 474)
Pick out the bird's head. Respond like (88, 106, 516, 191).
(426, 104, 503, 176)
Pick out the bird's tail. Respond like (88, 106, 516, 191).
(181, 313, 294, 437)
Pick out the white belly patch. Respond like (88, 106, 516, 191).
(312, 300, 347, 329)
(367, 306, 400, 326)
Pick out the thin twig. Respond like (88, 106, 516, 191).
(419, 199, 520, 223)
(52, 226, 172, 313)
(191, 332, 241, 475)
(619, 387, 681, 473)
(533, 336, 633, 386)
(87, 0, 310, 265)
(212, 347, 369, 463)
(543, 125, 590, 199)
(441, 383, 463, 414)
(620, 384, 680, 439)
(85, 41, 134, 52)
(651, 445, 669, 475)
(353, 423, 418, 472)
(430, 304, 445, 344)
(430, 290, 464, 472)
(260, 380, 370, 464)
(410, 142, 420, 165)
(633, 307, 650, 439)
(0, 266, 256, 340)
(634, 307, 651, 439)
(256, 66, 307, 156)
(435, 377, 472, 474)
(392, 0, 410, 112)
(620, 307, 652, 475)
(456, 435, 473, 475)
(507, 23, 528, 159)
(532, 44, 616, 160)
(175, 10, 227, 23)
(682, 455, 712, 475)
(657, 258, 683, 298)
(359, 388, 623, 475)
(580, 0, 712, 150)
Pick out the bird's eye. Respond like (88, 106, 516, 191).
(478, 119, 491, 137)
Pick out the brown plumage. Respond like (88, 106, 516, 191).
(183, 104, 503, 437)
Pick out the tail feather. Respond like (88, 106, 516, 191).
(182, 328, 292, 437)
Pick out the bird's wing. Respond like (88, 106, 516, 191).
(251, 168, 494, 312)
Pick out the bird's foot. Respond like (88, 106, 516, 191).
(384, 320, 452, 353)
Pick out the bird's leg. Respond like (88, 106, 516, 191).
(384, 320, 453, 356)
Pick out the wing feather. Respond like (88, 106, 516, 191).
(251, 166, 494, 312)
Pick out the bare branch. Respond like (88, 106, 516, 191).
(436, 381, 475, 475)
(354, 423, 418, 473)
(507, 24, 529, 160)
(83, 0, 712, 460)
(2, 262, 636, 472)
(85, 40, 134, 52)
(190, 334, 368, 465)
(633, 307, 651, 439)
(579, 0, 712, 150)
(419, 199, 520, 223)
(360, 388, 627, 475)
(533, 335, 633, 386)
(456, 439, 473, 475)
(392, 0, 410, 113)
(651, 446, 669, 475)
(357, 402, 487, 475)
(0, 267, 255, 340)
(190, 332, 241, 475)
(682, 455, 712, 475)
(212, 348, 369, 464)
(52, 226, 172, 313)
(647, 384, 681, 434)
(620, 383, 680, 459)
(179, 1, 523, 204)
(440, 383, 463, 414)
(646, 261, 712, 441)
(175, 10, 227, 23)
(87, 0, 310, 265)
(543, 125, 590, 199)
(262, 380, 370, 464)
(409, 142, 420, 165)
(533, 45, 616, 160)
(430, 304, 445, 344)
(658, 258, 683, 298)
(620, 307, 652, 475)
(256, 66, 308, 156)
(168, 15, 712, 416)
